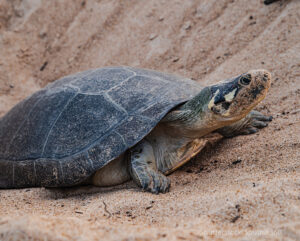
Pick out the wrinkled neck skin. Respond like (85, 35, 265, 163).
(162, 87, 237, 139)
(148, 87, 232, 174)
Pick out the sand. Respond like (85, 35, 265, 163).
(0, 0, 299, 240)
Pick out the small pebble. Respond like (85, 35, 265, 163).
(264, 0, 280, 5)
(39, 30, 47, 38)
(232, 159, 242, 165)
(231, 215, 240, 223)
(183, 21, 192, 30)
(172, 57, 180, 62)
(149, 33, 157, 40)
(146, 205, 153, 210)
(40, 61, 48, 71)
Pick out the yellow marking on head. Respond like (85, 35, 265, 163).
(224, 88, 237, 102)
(208, 89, 219, 109)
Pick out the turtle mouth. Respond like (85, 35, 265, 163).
(211, 101, 232, 115)
(210, 87, 235, 115)
(221, 101, 231, 110)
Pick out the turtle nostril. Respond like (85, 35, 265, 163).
(263, 73, 269, 82)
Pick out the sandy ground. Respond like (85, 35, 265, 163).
(0, 0, 299, 240)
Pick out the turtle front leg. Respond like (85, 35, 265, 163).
(129, 140, 170, 194)
(217, 110, 273, 138)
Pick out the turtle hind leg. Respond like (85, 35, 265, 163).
(129, 140, 170, 194)
(217, 110, 273, 138)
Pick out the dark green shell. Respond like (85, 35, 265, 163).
(0, 67, 202, 188)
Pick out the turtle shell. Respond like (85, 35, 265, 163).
(0, 67, 203, 188)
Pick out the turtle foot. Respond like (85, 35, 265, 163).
(139, 168, 170, 194)
(217, 110, 272, 137)
(239, 110, 272, 135)
(131, 166, 170, 194)
(129, 140, 171, 194)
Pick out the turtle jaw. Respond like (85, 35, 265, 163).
(209, 69, 272, 122)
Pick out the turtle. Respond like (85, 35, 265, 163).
(0, 66, 272, 193)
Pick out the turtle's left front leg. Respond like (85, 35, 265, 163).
(217, 110, 272, 138)
(129, 140, 170, 194)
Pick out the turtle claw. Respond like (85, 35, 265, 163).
(247, 111, 272, 132)
(159, 173, 171, 193)
(252, 120, 268, 128)
(134, 168, 170, 194)
(151, 171, 161, 194)
(250, 110, 273, 122)
(240, 126, 258, 135)
(217, 110, 272, 137)
(142, 169, 170, 194)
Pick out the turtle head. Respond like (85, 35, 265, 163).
(208, 69, 271, 121)
(163, 69, 271, 137)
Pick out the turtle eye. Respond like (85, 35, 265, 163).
(239, 74, 251, 85)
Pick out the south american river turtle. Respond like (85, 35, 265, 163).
(0, 67, 272, 193)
